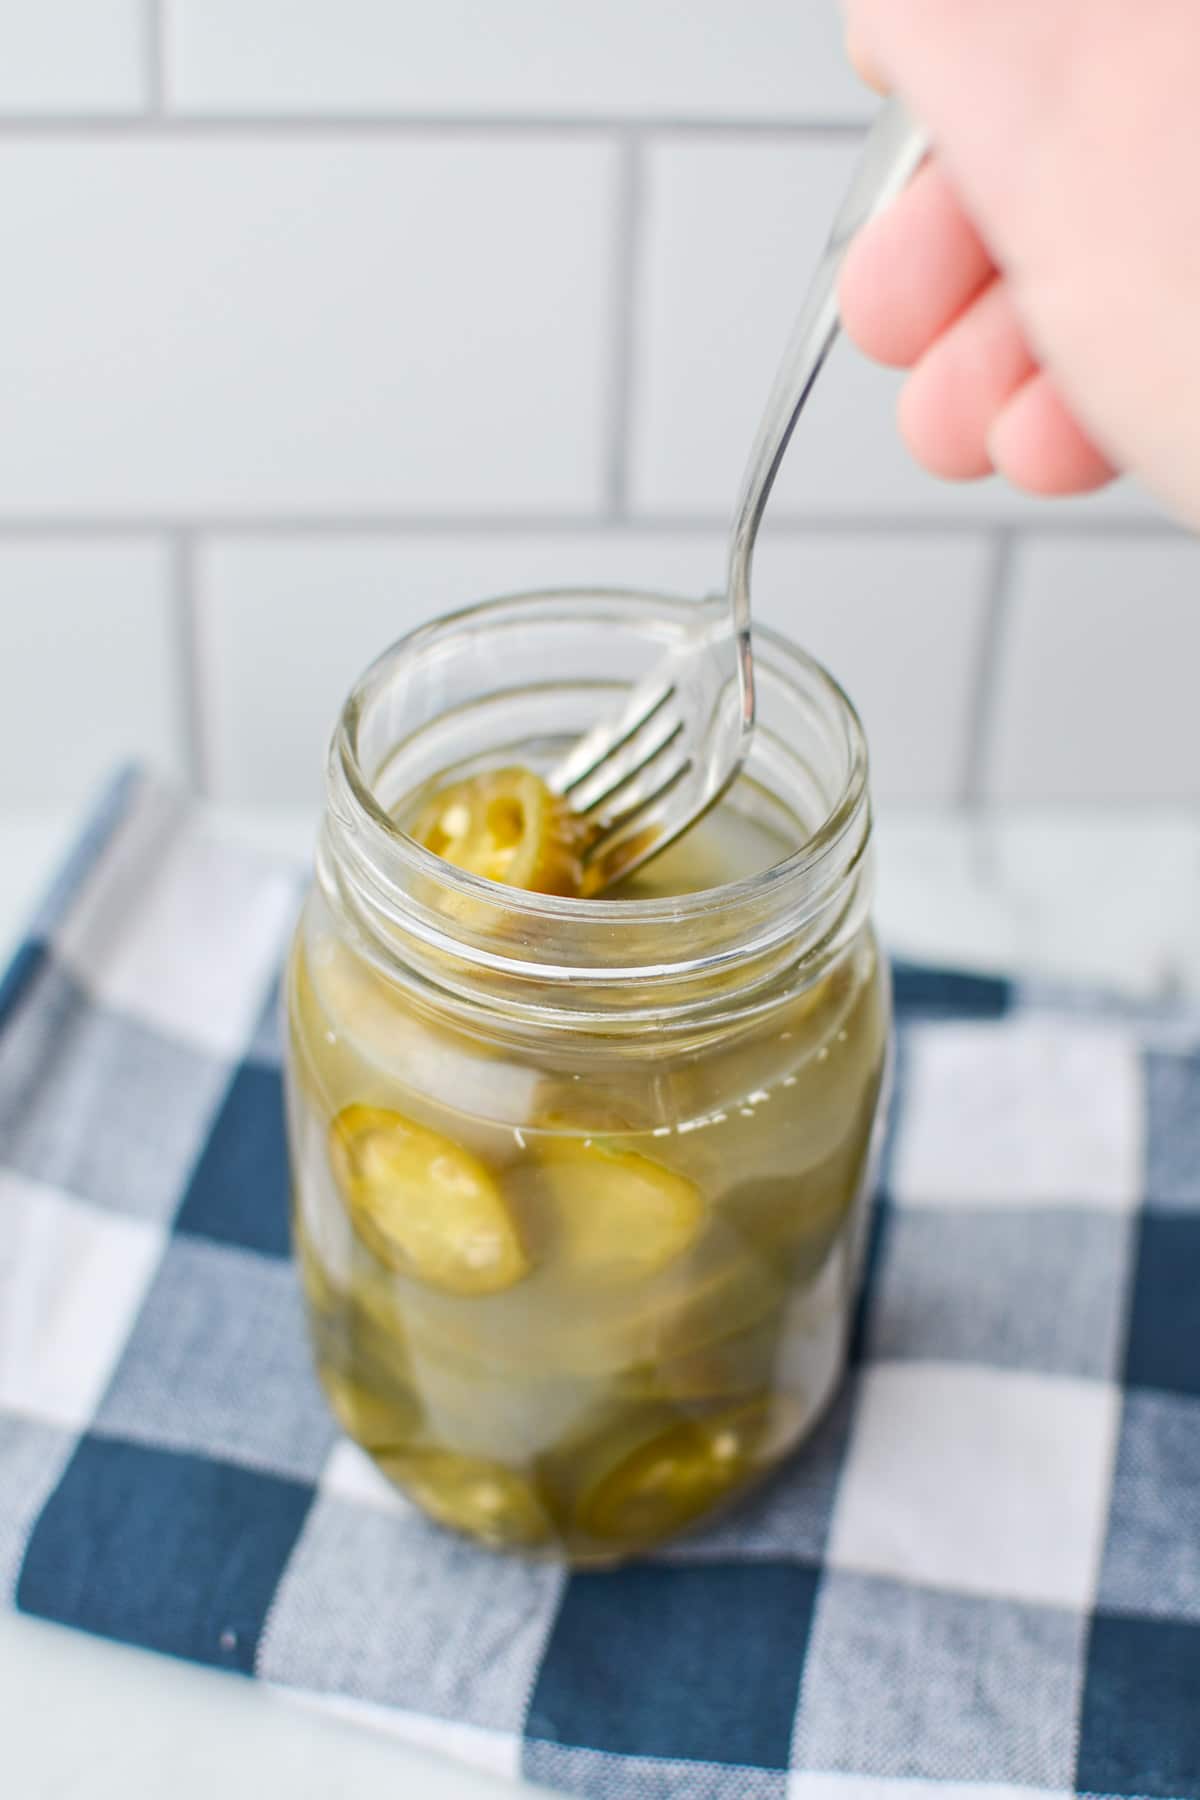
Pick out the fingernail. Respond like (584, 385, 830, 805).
(844, 28, 889, 93)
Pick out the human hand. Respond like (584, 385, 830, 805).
(838, 0, 1200, 526)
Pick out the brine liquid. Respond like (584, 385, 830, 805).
(287, 779, 888, 1562)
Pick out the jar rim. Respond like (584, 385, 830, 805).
(332, 586, 870, 935)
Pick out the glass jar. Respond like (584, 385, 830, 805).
(284, 590, 891, 1564)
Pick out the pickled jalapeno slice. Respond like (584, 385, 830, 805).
(619, 1311, 781, 1403)
(645, 1235, 790, 1363)
(411, 766, 587, 897)
(381, 1449, 553, 1548)
(319, 1368, 420, 1452)
(533, 1141, 705, 1284)
(576, 1400, 771, 1543)
(293, 1220, 342, 1318)
(329, 1104, 530, 1296)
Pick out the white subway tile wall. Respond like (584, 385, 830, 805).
(165, 0, 870, 123)
(0, 1, 1194, 816)
(198, 529, 990, 806)
(0, 1, 145, 113)
(984, 539, 1200, 803)
(0, 139, 616, 516)
(0, 541, 179, 806)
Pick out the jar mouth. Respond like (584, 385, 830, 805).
(331, 587, 869, 936)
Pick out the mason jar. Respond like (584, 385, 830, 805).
(284, 590, 891, 1564)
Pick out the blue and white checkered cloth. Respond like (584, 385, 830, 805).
(3, 767, 1200, 1800)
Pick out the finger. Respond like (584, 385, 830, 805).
(897, 276, 1037, 480)
(838, 158, 995, 369)
(988, 370, 1118, 495)
(841, 0, 1082, 250)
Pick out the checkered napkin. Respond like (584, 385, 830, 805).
(3, 768, 1200, 1800)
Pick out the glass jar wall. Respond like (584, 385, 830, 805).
(285, 591, 891, 1563)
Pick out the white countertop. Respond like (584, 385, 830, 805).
(3, 802, 1199, 1798)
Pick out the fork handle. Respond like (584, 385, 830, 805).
(726, 98, 930, 693)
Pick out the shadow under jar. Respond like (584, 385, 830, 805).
(285, 589, 891, 1564)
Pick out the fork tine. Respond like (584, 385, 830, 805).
(549, 677, 676, 797)
(566, 710, 686, 817)
(589, 754, 692, 841)
(582, 760, 693, 888)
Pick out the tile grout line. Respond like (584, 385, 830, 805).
(603, 133, 645, 520)
(0, 113, 870, 139)
(169, 532, 210, 794)
(960, 527, 1017, 808)
(0, 513, 1177, 540)
(144, 0, 166, 116)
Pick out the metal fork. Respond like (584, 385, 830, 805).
(549, 98, 929, 893)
